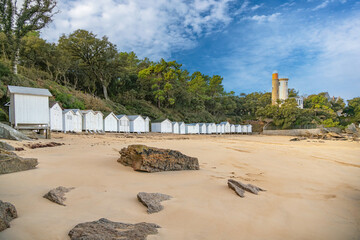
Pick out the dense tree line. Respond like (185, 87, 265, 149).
(0, 1, 359, 128)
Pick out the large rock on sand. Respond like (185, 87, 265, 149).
(0, 148, 38, 174)
(0, 141, 15, 151)
(118, 145, 199, 172)
(228, 179, 265, 198)
(43, 186, 75, 206)
(137, 192, 172, 214)
(68, 218, 160, 240)
(0, 122, 31, 141)
(0, 200, 18, 232)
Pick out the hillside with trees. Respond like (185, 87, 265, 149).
(0, 1, 358, 130)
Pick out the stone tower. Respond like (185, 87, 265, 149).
(271, 72, 279, 105)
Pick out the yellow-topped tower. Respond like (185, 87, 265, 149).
(271, 72, 279, 105)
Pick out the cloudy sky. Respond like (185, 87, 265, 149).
(41, 0, 360, 100)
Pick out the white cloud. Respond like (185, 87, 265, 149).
(41, 0, 234, 60)
(243, 13, 281, 23)
(251, 4, 263, 11)
(312, 0, 347, 11)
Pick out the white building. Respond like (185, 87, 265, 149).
(49, 102, 63, 131)
(71, 109, 83, 133)
(241, 125, 247, 134)
(185, 123, 199, 134)
(220, 121, 231, 134)
(7, 86, 52, 128)
(199, 123, 207, 134)
(235, 125, 242, 133)
(230, 124, 236, 133)
(144, 116, 150, 132)
(63, 109, 76, 133)
(216, 124, 223, 134)
(94, 111, 104, 132)
(247, 124, 252, 134)
(128, 115, 146, 133)
(104, 112, 119, 132)
(172, 122, 179, 134)
(151, 119, 172, 133)
(81, 110, 97, 132)
(116, 115, 130, 133)
(179, 122, 186, 134)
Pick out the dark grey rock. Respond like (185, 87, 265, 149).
(290, 137, 300, 141)
(43, 186, 74, 206)
(228, 179, 265, 197)
(0, 141, 15, 151)
(68, 218, 160, 240)
(345, 123, 357, 134)
(0, 200, 18, 232)
(0, 122, 31, 141)
(118, 145, 199, 172)
(0, 149, 38, 175)
(137, 192, 172, 214)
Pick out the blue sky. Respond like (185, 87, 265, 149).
(41, 0, 360, 100)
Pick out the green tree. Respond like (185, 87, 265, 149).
(58, 30, 118, 100)
(0, 0, 57, 74)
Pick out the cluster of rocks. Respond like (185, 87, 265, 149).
(0, 200, 17, 232)
(0, 141, 38, 175)
(118, 144, 199, 172)
(228, 179, 265, 198)
(25, 142, 64, 149)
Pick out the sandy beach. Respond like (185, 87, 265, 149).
(0, 133, 359, 240)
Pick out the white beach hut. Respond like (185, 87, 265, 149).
(210, 123, 217, 134)
(71, 109, 83, 133)
(235, 124, 242, 134)
(81, 110, 96, 132)
(116, 115, 130, 133)
(247, 124, 252, 134)
(205, 123, 212, 134)
(172, 122, 179, 134)
(241, 125, 247, 134)
(144, 116, 150, 133)
(49, 102, 63, 131)
(230, 124, 236, 134)
(7, 86, 52, 128)
(151, 119, 172, 133)
(94, 111, 104, 132)
(128, 115, 146, 133)
(104, 112, 119, 132)
(179, 122, 186, 134)
(220, 121, 231, 134)
(63, 109, 75, 133)
(199, 123, 207, 134)
(185, 123, 199, 134)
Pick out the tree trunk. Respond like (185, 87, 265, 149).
(102, 84, 109, 100)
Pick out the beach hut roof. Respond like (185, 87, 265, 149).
(187, 123, 199, 126)
(143, 116, 150, 120)
(220, 121, 229, 124)
(127, 115, 143, 120)
(106, 112, 119, 119)
(49, 101, 62, 109)
(152, 118, 170, 123)
(116, 114, 129, 120)
(7, 85, 52, 96)
(80, 110, 95, 115)
(63, 109, 75, 114)
(94, 111, 103, 116)
(70, 109, 82, 114)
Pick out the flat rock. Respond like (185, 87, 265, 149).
(137, 192, 172, 213)
(0, 122, 31, 141)
(68, 218, 160, 240)
(118, 145, 199, 172)
(0, 141, 15, 151)
(43, 186, 74, 206)
(228, 179, 265, 197)
(0, 200, 18, 232)
(0, 149, 38, 174)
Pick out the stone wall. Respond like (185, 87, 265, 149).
(263, 128, 321, 136)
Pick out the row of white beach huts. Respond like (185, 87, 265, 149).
(6, 85, 252, 134)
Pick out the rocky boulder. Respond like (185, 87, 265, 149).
(68, 218, 160, 240)
(137, 192, 172, 214)
(228, 179, 265, 198)
(0, 122, 31, 141)
(118, 145, 199, 172)
(0, 141, 15, 151)
(0, 200, 18, 232)
(0, 149, 38, 174)
(43, 186, 74, 206)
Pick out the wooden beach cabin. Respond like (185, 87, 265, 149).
(116, 115, 130, 133)
(144, 116, 150, 132)
(235, 124, 242, 134)
(128, 115, 145, 133)
(220, 121, 231, 134)
(63, 109, 75, 133)
(104, 112, 119, 132)
(151, 119, 172, 133)
(71, 109, 83, 133)
(7, 86, 52, 137)
(199, 123, 207, 134)
(230, 124, 236, 134)
(185, 123, 199, 134)
(179, 122, 186, 134)
(172, 122, 179, 134)
(81, 110, 96, 132)
(241, 125, 247, 134)
(247, 124, 252, 134)
(94, 111, 104, 132)
(49, 102, 63, 131)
